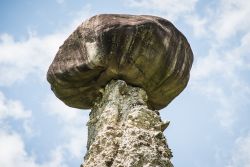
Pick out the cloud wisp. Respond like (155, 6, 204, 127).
(226, 133, 250, 167)
(0, 4, 92, 87)
(126, 0, 198, 21)
(0, 90, 66, 167)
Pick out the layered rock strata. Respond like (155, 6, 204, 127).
(47, 14, 193, 110)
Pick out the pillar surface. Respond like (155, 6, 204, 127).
(82, 80, 173, 167)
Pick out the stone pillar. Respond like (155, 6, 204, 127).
(82, 80, 173, 167)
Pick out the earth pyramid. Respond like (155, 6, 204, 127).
(47, 14, 193, 167)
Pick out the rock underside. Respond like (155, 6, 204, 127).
(47, 14, 193, 110)
(81, 80, 173, 167)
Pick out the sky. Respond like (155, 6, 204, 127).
(0, 0, 250, 167)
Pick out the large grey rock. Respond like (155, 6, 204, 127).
(47, 14, 193, 110)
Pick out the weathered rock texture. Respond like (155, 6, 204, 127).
(47, 14, 193, 167)
(47, 14, 193, 110)
(82, 80, 173, 167)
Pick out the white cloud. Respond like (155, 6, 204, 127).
(0, 90, 34, 136)
(0, 5, 92, 87)
(211, 0, 250, 41)
(226, 134, 250, 167)
(0, 87, 88, 166)
(0, 91, 31, 120)
(0, 91, 88, 167)
(191, 30, 250, 129)
(56, 0, 65, 4)
(0, 91, 67, 167)
(183, 0, 250, 130)
(44, 94, 89, 159)
(185, 14, 207, 37)
(126, 0, 198, 20)
(183, 0, 250, 41)
(192, 31, 250, 80)
(0, 130, 66, 167)
(0, 32, 65, 86)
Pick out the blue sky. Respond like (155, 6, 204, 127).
(0, 0, 250, 166)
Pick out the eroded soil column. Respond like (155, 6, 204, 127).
(82, 80, 173, 167)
